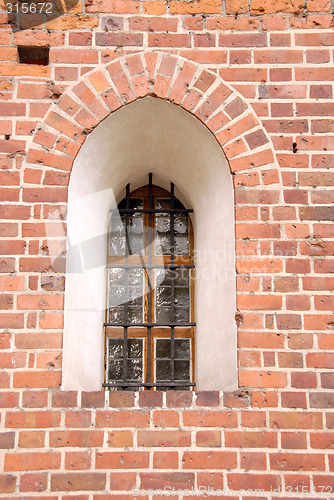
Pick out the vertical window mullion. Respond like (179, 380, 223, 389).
(146, 174, 153, 385)
(170, 183, 175, 383)
(123, 183, 131, 385)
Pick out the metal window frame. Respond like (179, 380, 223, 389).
(103, 173, 195, 389)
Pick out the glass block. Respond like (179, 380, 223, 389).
(108, 338, 123, 358)
(175, 307, 189, 323)
(174, 268, 189, 286)
(174, 339, 190, 359)
(109, 216, 126, 256)
(156, 286, 172, 307)
(175, 214, 188, 234)
(156, 359, 171, 381)
(109, 268, 126, 285)
(128, 268, 143, 286)
(127, 339, 143, 358)
(108, 269, 144, 324)
(174, 287, 189, 308)
(155, 268, 190, 324)
(129, 215, 144, 234)
(156, 199, 170, 210)
(128, 233, 144, 255)
(156, 306, 172, 323)
(155, 215, 170, 233)
(175, 235, 189, 255)
(127, 307, 143, 323)
(174, 360, 190, 381)
(109, 286, 126, 307)
(108, 360, 123, 380)
(128, 286, 143, 302)
(156, 339, 171, 359)
(155, 234, 170, 256)
(108, 306, 125, 324)
(128, 359, 143, 380)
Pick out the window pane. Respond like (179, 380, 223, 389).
(174, 339, 190, 359)
(107, 338, 144, 383)
(174, 360, 190, 381)
(108, 360, 123, 381)
(156, 338, 171, 359)
(109, 199, 144, 256)
(155, 199, 189, 256)
(155, 269, 190, 324)
(155, 338, 191, 384)
(108, 268, 144, 324)
(156, 359, 171, 381)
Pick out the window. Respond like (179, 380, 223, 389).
(104, 174, 195, 390)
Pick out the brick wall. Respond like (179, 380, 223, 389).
(0, 0, 333, 496)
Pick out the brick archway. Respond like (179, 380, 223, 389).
(23, 52, 284, 383)
(25, 51, 280, 183)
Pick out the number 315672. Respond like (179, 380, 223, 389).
(5, 2, 54, 13)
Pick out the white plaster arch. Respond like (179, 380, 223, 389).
(63, 96, 237, 391)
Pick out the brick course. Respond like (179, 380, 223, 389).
(0, 0, 333, 496)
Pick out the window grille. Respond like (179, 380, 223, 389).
(103, 174, 195, 390)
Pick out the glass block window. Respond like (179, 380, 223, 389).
(104, 174, 195, 390)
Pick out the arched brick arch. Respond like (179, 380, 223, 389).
(22, 50, 285, 390)
(25, 51, 280, 183)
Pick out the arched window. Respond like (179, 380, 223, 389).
(104, 174, 195, 390)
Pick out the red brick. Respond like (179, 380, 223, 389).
(227, 473, 280, 491)
(182, 451, 237, 469)
(51, 472, 106, 491)
(166, 391, 192, 407)
(13, 371, 61, 389)
(108, 430, 133, 447)
(196, 430, 221, 447)
(96, 410, 149, 428)
(152, 410, 179, 427)
(65, 411, 92, 428)
(96, 451, 149, 469)
(269, 411, 323, 429)
(270, 452, 325, 471)
(18, 431, 45, 448)
(281, 432, 307, 449)
(183, 410, 237, 427)
(139, 391, 163, 407)
(4, 452, 61, 471)
(20, 472, 47, 492)
(309, 392, 334, 408)
(153, 451, 179, 469)
(0, 474, 16, 494)
(138, 430, 191, 447)
(0, 432, 15, 449)
(109, 472, 136, 490)
(225, 431, 277, 448)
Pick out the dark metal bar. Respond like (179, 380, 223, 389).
(146, 173, 153, 385)
(170, 182, 175, 383)
(104, 322, 196, 327)
(107, 264, 195, 269)
(109, 208, 193, 214)
(123, 183, 131, 383)
(103, 381, 196, 387)
(123, 327, 127, 383)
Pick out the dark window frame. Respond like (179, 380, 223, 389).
(103, 174, 196, 390)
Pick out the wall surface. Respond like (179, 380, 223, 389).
(0, 0, 333, 497)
